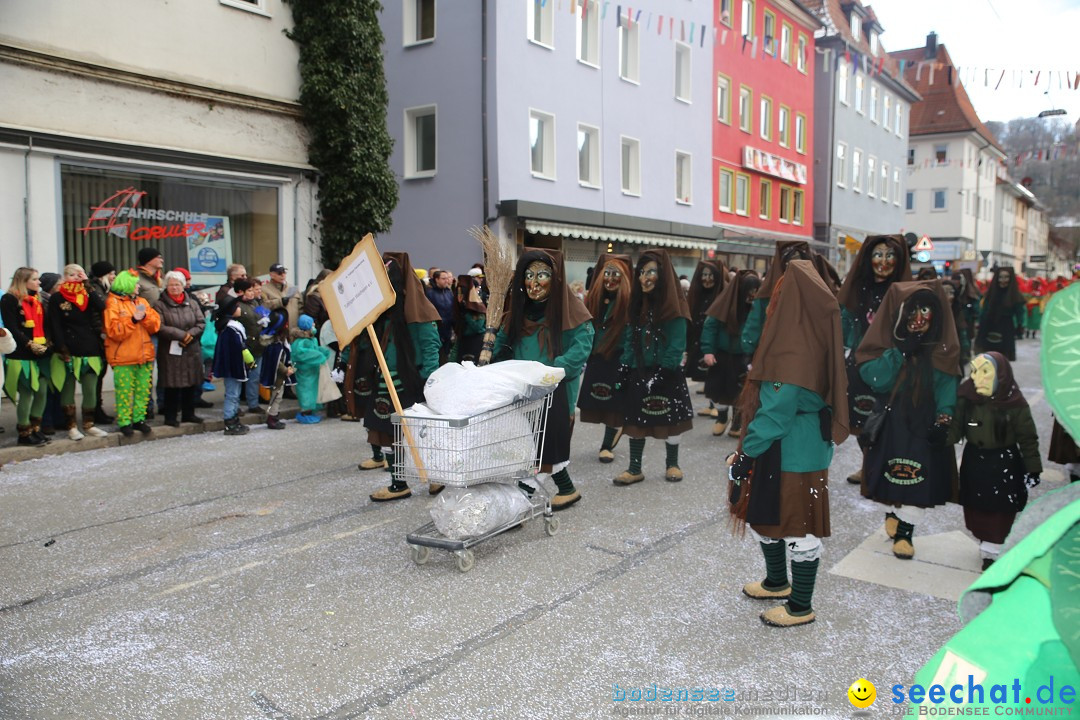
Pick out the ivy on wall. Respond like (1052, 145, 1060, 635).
(283, 0, 398, 268)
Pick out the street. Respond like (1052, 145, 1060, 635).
(0, 337, 1069, 720)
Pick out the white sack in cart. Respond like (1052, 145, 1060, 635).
(430, 483, 533, 539)
(399, 404, 536, 483)
(423, 360, 565, 415)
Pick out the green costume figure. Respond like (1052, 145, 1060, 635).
(290, 314, 332, 419)
(701, 269, 760, 438)
(449, 273, 486, 363)
(728, 259, 849, 628)
(494, 249, 593, 511)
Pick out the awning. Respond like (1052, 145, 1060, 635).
(524, 220, 717, 251)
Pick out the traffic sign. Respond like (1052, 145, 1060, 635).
(912, 235, 934, 252)
(915, 251, 931, 263)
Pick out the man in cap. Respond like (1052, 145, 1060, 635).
(261, 263, 300, 329)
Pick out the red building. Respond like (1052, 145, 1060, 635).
(713, 0, 822, 262)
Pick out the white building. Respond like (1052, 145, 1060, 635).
(0, 0, 320, 286)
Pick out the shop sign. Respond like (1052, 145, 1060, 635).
(742, 146, 808, 185)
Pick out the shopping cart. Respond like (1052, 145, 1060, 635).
(393, 391, 559, 572)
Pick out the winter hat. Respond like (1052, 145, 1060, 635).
(110, 269, 139, 296)
(90, 261, 115, 279)
(262, 308, 288, 336)
(137, 247, 162, 266)
(297, 314, 315, 332)
(467, 267, 483, 278)
(39, 273, 61, 294)
(173, 266, 191, 281)
(216, 295, 241, 321)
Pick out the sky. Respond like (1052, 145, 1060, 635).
(869, 0, 1080, 126)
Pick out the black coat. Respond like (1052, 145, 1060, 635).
(48, 285, 106, 357)
(0, 293, 43, 361)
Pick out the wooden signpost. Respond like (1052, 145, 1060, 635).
(319, 234, 428, 483)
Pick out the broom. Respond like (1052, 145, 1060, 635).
(468, 225, 517, 366)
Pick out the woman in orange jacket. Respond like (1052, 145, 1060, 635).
(104, 269, 161, 436)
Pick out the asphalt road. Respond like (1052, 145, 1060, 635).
(0, 336, 1068, 720)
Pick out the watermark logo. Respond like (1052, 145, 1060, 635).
(848, 678, 877, 709)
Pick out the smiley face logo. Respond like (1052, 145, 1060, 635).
(847, 678, 876, 709)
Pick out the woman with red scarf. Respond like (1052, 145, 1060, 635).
(47, 264, 109, 440)
(1, 268, 51, 445)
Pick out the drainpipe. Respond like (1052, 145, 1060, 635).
(481, 0, 491, 225)
(23, 136, 33, 266)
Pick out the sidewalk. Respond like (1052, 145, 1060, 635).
(0, 381, 347, 466)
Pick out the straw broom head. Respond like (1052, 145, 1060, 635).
(468, 225, 516, 328)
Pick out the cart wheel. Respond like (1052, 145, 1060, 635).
(410, 545, 431, 565)
(456, 550, 475, 573)
(545, 517, 560, 536)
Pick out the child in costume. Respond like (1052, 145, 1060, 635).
(614, 249, 693, 485)
(494, 249, 594, 510)
(290, 313, 331, 424)
(728, 259, 849, 627)
(259, 308, 295, 430)
(577, 253, 632, 463)
(701, 269, 760, 437)
(212, 295, 254, 436)
(684, 260, 726, 420)
(104, 269, 162, 437)
(950, 352, 1041, 569)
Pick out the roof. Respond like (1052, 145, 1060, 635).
(889, 43, 1005, 154)
(801, 0, 917, 98)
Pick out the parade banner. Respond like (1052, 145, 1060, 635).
(186, 216, 232, 286)
(319, 234, 396, 349)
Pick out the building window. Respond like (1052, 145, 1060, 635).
(908, 147, 915, 166)
(905, 190, 914, 211)
(838, 62, 850, 105)
(780, 23, 792, 64)
(675, 151, 692, 204)
(795, 113, 806, 153)
(404, 105, 437, 177)
(760, 95, 772, 141)
(934, 144, 948, 164)
(527, 0, 553, 46)
(854, 74, 865, 114)
(675, 43, 692, 102)
(778, 106, 790, 148)
(735, 173, 750, 216)
(869, 31, 878, 56)
(577, 124, 600, 188)
(720, 0, 732, 27)
(576, 0, 599, 65)
(796, 34, 807, 73)
(893, 168, 901, 205)
(619, 17, 640, 83)
(852, 148, 863, 191)
(792, 189, 804, 225)
(869, 85, 879, 123)
(835, 142, 847, 187)
(881, 162, 889, 203)
(933, 188, 947, 211)
(850, 14, 861, 40)
(779, 186, 792, 222)
(404, 0, 436, 45)
(718, 168, 734, 212)
(741, 0, 755, 38)
(895, 104, 903, 135)
(61, 164, 279, 284)
(759, 179, 772, 219)
(763, 11, 775, 54)
(621, 136, 641, 195)
(717, 74, 732, 124)
(530, 109, 556, 179)
(867, 156, 876, 197)
(220, 0, 269, 15)
(739, 85, 753, 133)
(882, 94, 891, 130)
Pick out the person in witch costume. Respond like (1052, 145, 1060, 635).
(449, 273, 486, 363)
(856, 280, 961, 560)
(949, 352, 1041, 570)
(741, 240, 824, 357)
(975, 266, 1025, 361)
(836, 234, 911, 485)
(685, 260, 726, 419)
(953, 268, 981, 359)
(577, 253, 632, 463)
(364, 253, 442, 502)
(614, 249, 694, 485)
(727, 259, 849, 628)
(700, 270, 760, 437)
(493, 249, 594, 510)
(942, 280, 971, 366)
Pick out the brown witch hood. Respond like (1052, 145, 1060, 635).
(706, 269, 760, 334)
(502, 247, 592, 336)
(634, 248, 691, 323)
(757, 240, 814, 300)
(954, 268, 981, 303)
(583, 253, 632, 358)
(855, 280, 962, 376)
(746, 260, 849, 444)
(382, 251, 441, 324)
(456, 274, 487, 315)
(836, 234, 912, 314)
(957, 351, 1028, 409)
(685, 259, 727, 314)
(812, 254, 843, 296)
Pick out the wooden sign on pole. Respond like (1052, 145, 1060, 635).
(319, 234, 428, 484)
